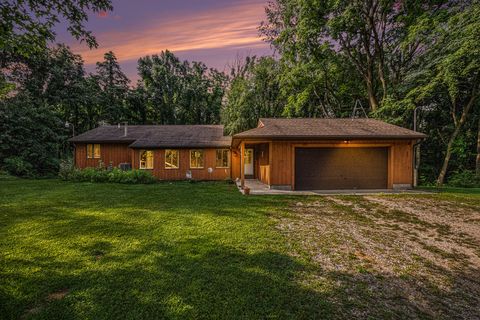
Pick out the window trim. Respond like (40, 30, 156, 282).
(189, 149, 204, 169)
(139, 150, 154, 170)
(86, 144, 101, 159)
(215, 149, 230, 168)
(165, 149, 179, 170)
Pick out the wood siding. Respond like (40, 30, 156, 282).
(232, 139, 416, 190)
(255, 144, 270, 185)
(231, 150, 241, 181)
(132, 148, 231, 181)
(74, 143, 132, 168)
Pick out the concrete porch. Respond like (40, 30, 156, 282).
(236, 179, 429, 195)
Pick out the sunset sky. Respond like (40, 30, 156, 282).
(55, 0, 273, 82)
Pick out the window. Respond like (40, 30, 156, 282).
(190, 150, 204, 169)
(140, 150, 154, 169)
(165, 149, 179, 169)
(87, 144, 101, 159)
(216, 149, 230, 168)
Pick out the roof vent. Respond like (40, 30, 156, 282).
(123, 122, 128, 137)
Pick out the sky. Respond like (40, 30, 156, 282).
(55, 0, 273, 82)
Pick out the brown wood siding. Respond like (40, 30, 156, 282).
(75, 143, 132, 168)
(264, 139, 415, 189)
(133, 148, 231, 181)
(270, 142, 293, 186)
(392, 141, 413, 184)
(231, 149, 241, 180)
(255, 144, 270, 185)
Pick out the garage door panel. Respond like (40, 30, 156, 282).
(295, 147, 388, 190)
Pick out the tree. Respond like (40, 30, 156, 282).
(138, 50, 226, 125)
(96, 51, 130, 124)
(405, 4, 480, 186)
(260, 0, 451, 112)
(0, 93, 64, 176)
(222, 56, 284, 134)
(0, 0, 112, 66)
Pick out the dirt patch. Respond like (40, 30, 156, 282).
(47, 288, 69, 301)
(276, 195, 480, 319)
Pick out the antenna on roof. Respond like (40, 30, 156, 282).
(351, 100, 368, 119)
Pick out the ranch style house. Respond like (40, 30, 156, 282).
(69, 118, 426, 191)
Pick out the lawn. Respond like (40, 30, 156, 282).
(1, 177, 479, 319)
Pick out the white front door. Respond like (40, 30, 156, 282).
(244, 148, 254, 176)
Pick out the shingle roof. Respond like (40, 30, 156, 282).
(233, 118, 427, 140)
(69, 125, 231, 148)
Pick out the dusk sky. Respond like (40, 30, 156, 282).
(55, 0, 273, 82)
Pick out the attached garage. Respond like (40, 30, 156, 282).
(295, 147, 388, 190)
(232, 118, 426, 191)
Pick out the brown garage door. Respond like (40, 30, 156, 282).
(295, 147, 388, 190)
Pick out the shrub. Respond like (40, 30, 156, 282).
(447, 170, 480, 188)
(61, 166, 156, 184)
(3, 157, 34, 177)
(58, 159, 74, 180)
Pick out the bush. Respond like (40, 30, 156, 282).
(61, 165, 157, 184)
(447, 170, 480, 188)
(3, 157, 34, 177)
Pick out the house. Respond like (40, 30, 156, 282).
(70, 118, 426, 190)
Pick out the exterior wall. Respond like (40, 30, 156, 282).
(231, 149, 241, 181)
(132, 148, 231, 181)
(74, 143, 132, 168)
(268, 139, 415, 190)
(255, 144, 270, 185)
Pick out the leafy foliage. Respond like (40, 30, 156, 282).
(60, 165, 157, 184)
(447, 170, 480, 188)
(0, 0, 112, 64)
(222, 56, 285, 135)
(0, 94, 64, 176)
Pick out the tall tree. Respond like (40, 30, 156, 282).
(260, 0, 450, 112)
(222, 56, 284, 134)
(95, 51, 130, 124)
(138, 50, 226, 125)
(406, 4, 480, 186)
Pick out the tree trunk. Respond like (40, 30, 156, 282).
(366, 78, 379, 112)
(477, 117, 480, 178)
(436, 91, 477, 186)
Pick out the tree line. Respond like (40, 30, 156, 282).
(1, 0, 479, 186)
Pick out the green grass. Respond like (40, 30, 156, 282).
(0, 179, 331, 319)
(2, 177, 479, 319)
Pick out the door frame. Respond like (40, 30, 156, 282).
(291, 143, 393, 190)
(244, 148, 254, 178)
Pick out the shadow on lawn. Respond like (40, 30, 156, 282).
(5, 241, 480, 319)
(3, 242, 333, 319)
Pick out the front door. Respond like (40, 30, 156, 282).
(244, 148, 254, 177)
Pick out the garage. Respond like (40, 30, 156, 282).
(295, 147, 388, 190)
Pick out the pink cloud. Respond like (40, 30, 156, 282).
(73, 1, 268, 65)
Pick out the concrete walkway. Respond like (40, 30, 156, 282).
(237, 179, 431, 195)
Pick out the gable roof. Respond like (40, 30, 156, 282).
(233, 118, 426, 140)
(69, 125, 231, 148)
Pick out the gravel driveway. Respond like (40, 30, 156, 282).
(276, 194, 480, 319)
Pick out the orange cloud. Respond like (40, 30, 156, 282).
(74, 1, 269, 65)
